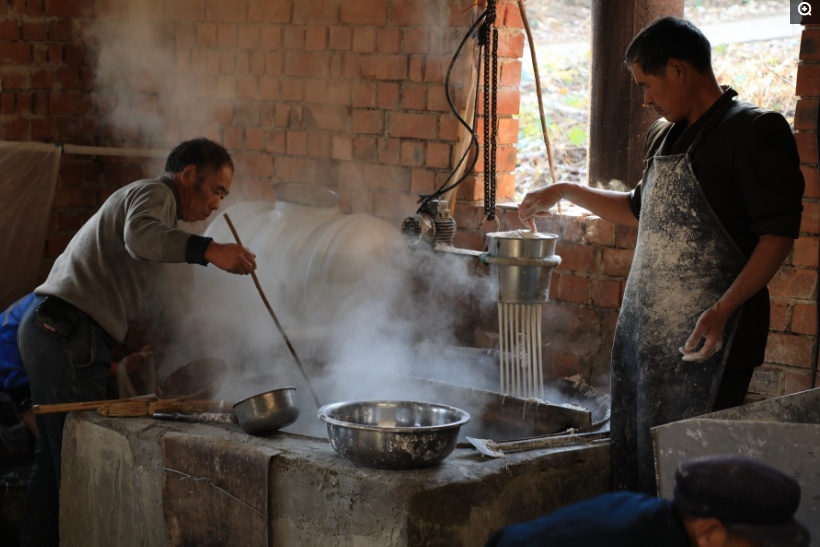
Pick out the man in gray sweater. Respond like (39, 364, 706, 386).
(16, 137, 256, 546)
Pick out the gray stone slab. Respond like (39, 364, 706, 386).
(653, 395, 820, 546)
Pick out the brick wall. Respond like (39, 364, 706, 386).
(1, 0, 816, 399)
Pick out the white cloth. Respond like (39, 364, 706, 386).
(0, 141, 61, 310)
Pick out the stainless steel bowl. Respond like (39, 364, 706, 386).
(233, 387, 299, 435)
(317, 400, 471, 470)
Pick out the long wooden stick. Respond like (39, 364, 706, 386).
(518, 0, 556, 185)
(223, 214, 322, 409)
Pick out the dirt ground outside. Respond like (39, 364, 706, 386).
(515, 0, 800, 197)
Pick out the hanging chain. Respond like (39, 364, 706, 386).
(482, 1, 498, 222)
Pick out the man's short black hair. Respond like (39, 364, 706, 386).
(164, 138, 234, 177)
(624, 16, 713, 76)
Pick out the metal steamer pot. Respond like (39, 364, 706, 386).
(233, 387, 300, 435)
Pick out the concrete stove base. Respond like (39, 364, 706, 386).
(59, 412, 609, 546)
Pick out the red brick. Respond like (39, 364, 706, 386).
(352, 109, 384, 134)
(402, 28, 428, 54)
(791, 302, 817, 335)
(800, 200, 820, 233)
(388, 112, 437, 139)
(329, 26, 352, 50)
(284, 27, 305, 49)
(401, 83, 426, 110)
(784, 370, 814, 394)
(0, 43, 31, 64)
(583, 217, 615, 246)
(769, 300, 789, 330)
(556, 242, 596, 273)
(1, 68, 26, 90)
(3, 117, 29, 140)
(557, 273, 590, 305)
(206, 0, 246, 22)
(377, 28, 401, 54)
(353, 137, 379, 162)
(496, 117, 519, 145)
(286, 131, 308, 155)
(361, 55, 407, 80)
(377, 82, 400, 110)
(802, 166, 820, 199)
(376, 138, 401, 165)
(765, 332, 814, 366)
(799, 29, 820, 61)
(793, 236, 819, 267)
(352, 27, 376, 53)
(408, 54, 424, 82)
(502, 1, 525, 29)
(327, 80, 351, 105)
(249, 0, 291, 22)
(44, 0, 93, 17)
(306, 104, 347, 132)
(0, 18, 20, 40)
(769, 267, 817, 300)
(601, 247, 633, 277)
(497, 29, 525, 58)
(590, 278, 622, 309)
(348, 82, 374, 108)
(48, 92, 92, 115)
(426, 142, 451, 169)
(795, 131, 818, 163)
(392, 0, 440, 26)
(410, 168, 436, 195)
(260, 26, 283, 49)
(341, 0, 387, 25)
(797, 63, 820, 98)
(400, 140, 425, 167)
(55, 68, 81, 89)
(305, 26, 328, 51)
(21, 20, 47, 40)
(500, 59, 522, 87)
(794, 98, 818, 130)
(285, 52, 328, 78)
(280, 79, 303, 101)
(309, 133, 330, 159)
(438, 114, 459, 141)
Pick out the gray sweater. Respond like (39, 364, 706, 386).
(37, 177, 208, 343)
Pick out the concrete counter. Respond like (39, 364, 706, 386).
(59, 411, 609, 546)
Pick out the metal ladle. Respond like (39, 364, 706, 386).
(223, 214, 322, 409)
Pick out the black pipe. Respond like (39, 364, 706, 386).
(812, 100, 819, 388)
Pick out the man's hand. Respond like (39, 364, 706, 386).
(518, 185, 564, 226)
(679, 304, 730, 362)
(205, 242, 257, 275)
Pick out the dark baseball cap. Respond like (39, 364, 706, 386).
(673, 455, 811, 547)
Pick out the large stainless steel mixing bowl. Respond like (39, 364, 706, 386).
(317, 400, 471, 469)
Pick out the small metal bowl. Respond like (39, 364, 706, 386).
(233, 387, 299, 435)
(317, 400, 471, 470)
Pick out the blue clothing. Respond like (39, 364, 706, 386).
(0, 292, 36, 392)
(484, 492, 690, 547)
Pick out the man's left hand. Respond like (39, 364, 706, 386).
(679, 304, 730, 362)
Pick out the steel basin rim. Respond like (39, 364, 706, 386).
(317, 400, 471, 432)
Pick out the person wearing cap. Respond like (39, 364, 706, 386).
(517, 15, 804, 495)
(483, 454, 811, 547)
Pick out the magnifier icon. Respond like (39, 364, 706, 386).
(798, 1, 812, 16)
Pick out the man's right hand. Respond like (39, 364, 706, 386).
(518, 184, 565, 224)
(204, 242, 257, 275)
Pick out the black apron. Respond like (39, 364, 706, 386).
(610, 104, 747, 494)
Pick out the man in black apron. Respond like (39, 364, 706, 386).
(518, 16, 804, 494)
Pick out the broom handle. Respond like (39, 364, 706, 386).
(33, 396, 153, 415)
(223, 214, 323, 409)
